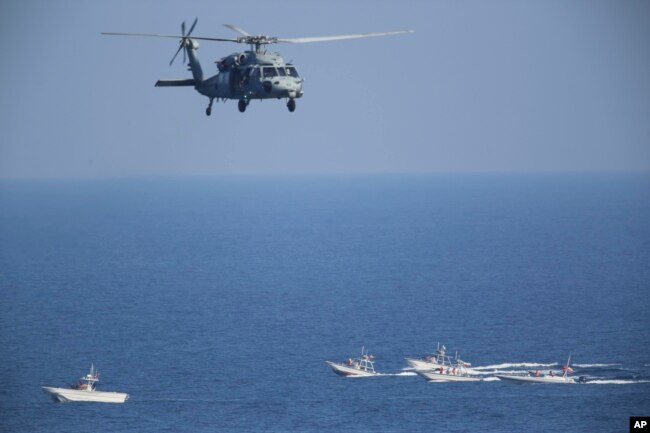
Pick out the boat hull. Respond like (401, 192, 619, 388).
(415, 370, 482, 382)
(495, 374, 576, 384)
(42, 387, 129, 403)
(405, 358, 442, 370)
(405, 358, 477, 375)
(325, 361, 378, 377)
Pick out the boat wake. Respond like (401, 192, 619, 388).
(481, 377, 500, 382)
(473, 362, 559, 371)
(572, 363, 621, 368)
(584, 379, 650, 385)
(469, 361, 649, 384)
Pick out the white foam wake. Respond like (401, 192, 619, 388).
(572, 363, 621, 368)
(586, 379, 650, 385)
(482, 377, 500, 382)
(473, 362, 559, 370)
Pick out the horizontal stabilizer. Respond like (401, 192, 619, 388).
(155, 79, 196, 87)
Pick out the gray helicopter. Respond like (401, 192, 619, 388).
(102, 19, 413, 115)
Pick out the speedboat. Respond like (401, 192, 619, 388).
(415, 357, 482, 382)
(42, 364, 129, 403)
(495, 356, 579, 384)
(406, 343, 476, 374)
(326, 347, 380, 377)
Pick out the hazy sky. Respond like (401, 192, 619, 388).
(1, 0, 648, 178)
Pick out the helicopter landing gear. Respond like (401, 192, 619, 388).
(206, 98, 214, 116)
(287, 98, 296, 112)
(238, 99, 248, 113)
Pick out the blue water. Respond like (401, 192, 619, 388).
(1, 174, 649, 432)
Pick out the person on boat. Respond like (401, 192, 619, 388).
(438, 366, 444, 374)
(347, 358, 353, 366)
(549, 371, 554, 377)
(535, 370, 541, 377)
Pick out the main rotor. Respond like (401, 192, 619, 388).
(103, 19, 414, 54)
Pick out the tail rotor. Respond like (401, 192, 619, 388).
(169, 18, 198, 66)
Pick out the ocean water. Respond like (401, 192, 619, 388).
(0, 173, 649, 432)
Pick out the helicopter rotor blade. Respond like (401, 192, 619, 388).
(187, 18, 198, 37)
(223, 24, 250, 36)
(184, 18, 198, 64)
(169, 44, 183, 66)
(101, 32, 239, 43)
(276, 29, 414, 44)
(181, 21, 187, 64)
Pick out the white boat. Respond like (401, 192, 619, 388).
(415, 357, 482, 382)
(42, 364, 129, 403)
(326, 347, 380, 377)
(495, 373, 577, 384)
(405, 343, 476, 374)
(495, 356, 580, 384)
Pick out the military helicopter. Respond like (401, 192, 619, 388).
(102, 19, 413, 115)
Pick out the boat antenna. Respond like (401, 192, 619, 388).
(563, 355, 572, 378)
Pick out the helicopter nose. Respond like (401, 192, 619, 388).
(281, 80, 302, 98)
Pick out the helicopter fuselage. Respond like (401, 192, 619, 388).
(202, 50, 303, 101)
(156, 40, 303, 114)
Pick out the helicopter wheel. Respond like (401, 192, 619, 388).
(287, 98, 296, 112)
(206, 98, 213, 116)
(238, 99, 247, 113)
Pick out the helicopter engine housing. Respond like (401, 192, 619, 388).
(218, 53, 248, 71)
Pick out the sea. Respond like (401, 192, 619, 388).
(0, 173, 649, 432)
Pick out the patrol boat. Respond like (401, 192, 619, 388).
(495, 356, 580, 384)
(42, 364, 129, 403)
(326, 347, 380, 377)
(405, 343, 475, 374)
(415, 356, 482, 382)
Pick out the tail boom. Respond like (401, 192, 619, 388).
(155, 79, 196, 87)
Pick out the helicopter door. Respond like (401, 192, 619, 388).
(241, 67, 252, 86)
(249, 67, 260, 83)
(229, 67, 242, 92)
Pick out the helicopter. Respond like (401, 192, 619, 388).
(102, 19, 413, 115)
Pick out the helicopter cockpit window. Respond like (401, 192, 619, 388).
(277, 67, 286, 77)
(285, 67, 300, 78)
(262, 67, 278, 78)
